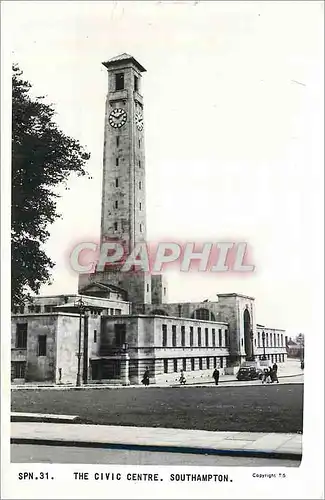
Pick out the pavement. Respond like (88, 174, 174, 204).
(11, 422, 302, 461)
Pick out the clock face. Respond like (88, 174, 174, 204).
(109, 108, 127, 128)
(135, 112, 144, 131)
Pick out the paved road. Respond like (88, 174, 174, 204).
(11, 444, 300, 467)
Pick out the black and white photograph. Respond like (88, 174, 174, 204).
(1, 1, 324, 499)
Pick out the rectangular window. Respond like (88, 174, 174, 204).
(172, 325, 177, 347)
(214, 357, 217, 368)
(35, 305, 41, 313)
(116, 136, 120, 147)
(182, 358, 187, 371)
(19, 306, 25, 314)
(191, 358, 195, 371)
(163, 287, 166, 295)
(212, 328, 216, 347)
(114, 222, 118, 231)
(140, 224, 142, 232)
(139, 181, 142, 190)
(110, 308, 114, 315)
(206, 357, 210, 369)
(16, 323, 27, 349)
(13, 361, 26, 379)
(146, 283, 149, 292)
(218, 329, 222, 347)
(181, 326, 185, 347)
(94, 330, 97, 343)
(114, 309, 122, 315)
(115, 200, 118, 209)
(164, 359, 168, 373)
(205, 328, 209, 347)
(173, 359, 178, 372)
(115, 178, 119, 187)
(138, 139, 141, 148)
(134, 75, 139, 92)
(114, 323, 126, 347)
(139, 160, 141, 168)
(28, 305, 34, 313)
(139, 202, 142, 211)
(199, 358, 203, 370)
(37, 335, 47, 356)
(258, 331, 261, 346)
(198, 327, 202, 347)
(277, 334, 280, 346)
(190, 326, 194, 346)
(115, 73, 124, 91)
(162, 324, 167, 347)
(281, 334, 283, 346)
(115, 157, 119, 166)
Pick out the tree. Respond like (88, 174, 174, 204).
(12, 64, 91, 307)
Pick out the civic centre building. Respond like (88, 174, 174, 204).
(11, 54, 287, 385)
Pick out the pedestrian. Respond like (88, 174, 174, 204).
(272, 362, 279, 383)
(142, 366, 150, 386)
(262, 368, 271, 384)
(212, 367, 220, 385)
(179, 369, 186, 385)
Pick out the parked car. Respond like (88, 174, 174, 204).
(236, 361, 263, 381)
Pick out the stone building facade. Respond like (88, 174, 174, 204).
(11, 54, 287, 385)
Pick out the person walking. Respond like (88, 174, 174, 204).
(212, 367, 220, 385)
(272, 362, 279, 383)
(179, 369, 186, 385)
(142, 367, 150, 386)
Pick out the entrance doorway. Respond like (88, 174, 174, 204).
(243, 309, 253, 360)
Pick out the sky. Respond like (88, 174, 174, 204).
(4, 0, 324, 337)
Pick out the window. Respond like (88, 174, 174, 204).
(28, 305, 34, 313)
(139, 202, 142, 211)
(114, 222, 118, 231)
(206, 357, 210, 369)
(225, 329, 229, 347)
(182, 358, 187, 371)
(198, 327, 202, 347)
(254, 339, 257, 346)
(94, 330, 97, 343)
(110, 308, 114, 315)
(139, 181, 142, 190)
(212, 328, 216, 346)
(162, 324, 167, 347)
(277, 334, 280, 346)
(190, 326, 194, 346)
(173, 359, 178, 372)
(146, 283, 149, 292)
(140, 224, 142, 232)
(114, 323, 126, 347)
(13, 307, 19, 314)
(38, 335, 47, 356)
(199, 358, 203, 370)
(115, 178, 119, 187)
(116, 136, 120, 147)
(44, 305, 53, 313)
(191, 358, 195, 371)
(115, 73, 124, 91)
(258, 331, 261, 346)
(218, 329, 222, 346)
(134, 75, 139, 92)
(181, 326, 185, 347)
(266, 333, 269, 347)
(164, 359, 168, 373)
(138, 139, 141, 148)
(115, 157, 119, 166)
(16, 323, 27, 348)
(172, 325, 177, 347)
(19, 306, 25, 314)
(241, 338, 244, 346)
(281, 334, 283, 346)
(115, 200, 118, 209)
(12, 361, 26, 379)
(163, 287, 166, 295)
(214, 357, 217, 368)
(139, 160, 141, 168)
(205, 328, 209, 347)
(35, 305, 41, 313)
(114, 309, 122, 315)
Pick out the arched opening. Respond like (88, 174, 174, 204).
(243, 309, 253, 359)
(151, 309, 168, 316)
(191, 308, 216, 321)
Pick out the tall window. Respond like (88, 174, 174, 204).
(281, 334, 283, 346)
(225, 329, 229, 347)
(114, 309, 121, 315)
(205, 328, 209, 347)
(116, 136, 120, 147)
(37, 335, 47, 356)
(197, 327, 202, 347)
(16, 323, 27, 349)
(162, 324, 167, 347)
(115, 157, 119, 166)
(258, 331, 261, 346)
(190, 326, 194, 346)
(172, 325, 177, 347)
(139, 160, 141, 168)
(114, 222, 118, 231)
(173, 359, 178, 372)
(114, 323, 126, 347)
(199, 358, 203, 370)
(212, 328, 216, 346)
(206, 357, 210, 369)
(94, 330, 97, 343)
(115, 73, 124, 91)
(13, 361, 26, 379)
(139, 202, 142, 211)
(140, 224, 143, 233)
(181, 326, 185, 347)
(115, 200, 118, 209)
(139, 181, 142, 190)
(164, 359, 168, 373)
(191, 358, 195, 371)
(266, 333, 269, 347)
(134, 75, 139, 92)
(182, 358, 187, 371)
(218, 329, 222, 347)
(115, 178, 119, 187)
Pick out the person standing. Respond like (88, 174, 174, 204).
(179, 369, 186, 385)
(212, 367, 220, 385)
(272, 362, 279, 383)
(142, 367, 150, 386)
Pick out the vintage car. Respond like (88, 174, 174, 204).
(236, 361, 264, 381)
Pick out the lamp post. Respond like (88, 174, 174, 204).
(75, 298, 86, 387)
(262, 331, 266, 360)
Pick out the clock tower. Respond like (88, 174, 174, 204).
(79, 53, 152, 306)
